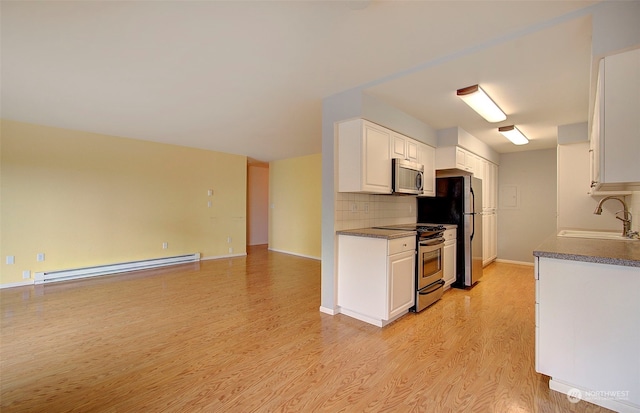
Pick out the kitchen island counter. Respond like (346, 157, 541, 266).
(533, 235, 640, 267)
(534, 236, 640, 412)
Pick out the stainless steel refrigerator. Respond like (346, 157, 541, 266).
(417, 175, 483, 287)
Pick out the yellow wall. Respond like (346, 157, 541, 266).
(0, 120, 247, 286)
(268, 153, 321, 259)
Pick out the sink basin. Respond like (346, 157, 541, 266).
(557, 230, 638, 241)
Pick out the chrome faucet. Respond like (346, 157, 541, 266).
(593, 196, 632, 237)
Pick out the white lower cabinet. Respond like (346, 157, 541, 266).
(337, 235, 416, 327)
(535, 257, 640, 412)
(443, 228, 457, 287)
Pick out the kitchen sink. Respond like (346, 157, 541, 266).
(557, 229, 638, 241)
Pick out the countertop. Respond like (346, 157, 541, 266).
(336, 223, 457, 240)
(533, 236, 640, 267)
(336, 228, 416, 240)
(336, 223, 458, 239)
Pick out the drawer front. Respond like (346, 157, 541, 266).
(443, 228, 456, 241)
(388, 236, 416, 255)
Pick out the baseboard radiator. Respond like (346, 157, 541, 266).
(34, 253, 201, 285)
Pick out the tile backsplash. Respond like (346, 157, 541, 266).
(335, 192, 417, 231)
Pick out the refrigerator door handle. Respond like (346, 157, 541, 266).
(470, 186, 475, 240)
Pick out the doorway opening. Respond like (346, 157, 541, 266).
(247, 159, 269, 253)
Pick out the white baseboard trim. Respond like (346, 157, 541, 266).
(268, 248, 320, 261)
(494, 259, 535, 267)
(337, 307, 407, 327)
(339, 307, 385, 327)
(0, 280, 35, 289)
(319, 306, 338, 315)
(549, 378, 639, 413)
(200, 253, 247, 261)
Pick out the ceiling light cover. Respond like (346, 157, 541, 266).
(456, 85, 507, 123)
(498, 125, 529, 145)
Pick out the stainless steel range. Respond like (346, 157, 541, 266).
(414, 224, 446, 312)
(374, 224, 446, 312)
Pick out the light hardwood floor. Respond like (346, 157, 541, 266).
(1, 245, 612, 412)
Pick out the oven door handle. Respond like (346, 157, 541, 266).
(419, 237, 445, 247)
(418, 279, 445, 295)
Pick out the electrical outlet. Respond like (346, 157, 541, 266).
(6, 256, 15, 265)
(22, 270, 30, 279)
(227, 236, 232, 243)
(162, 242, 168, 249)
(364, 203, 369, 213)
(229, 247, 233, 254)
(207, 201, 212, 208)
(37, 253, 45, 262)
(207, 189, 213, 196)
(351, 203, 358, 212)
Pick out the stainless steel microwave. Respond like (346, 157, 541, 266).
(392, 159, 424, 195)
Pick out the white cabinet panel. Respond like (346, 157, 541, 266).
(481, 213, 497, 266)
(337, 235, 416, 326)
(337, 236, 388, 319)
(391, 132, 407, 159)
(536, 257, 640, 408)
(443, 229, 456, 287)
(391, 132, 419, 162)
(338, 119, 392, 194)
(388, 250, 416, 319)
(480, 159, 498, 266)
(417, 143, 436, 197)
(435, 146, 475, 173)
(591, 48, 640, 189)
(406, 140, 418, 162)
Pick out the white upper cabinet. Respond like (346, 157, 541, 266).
(590, 48, 640, 189)
(391, 132, 418, 162)
(338, 119, 393, 194)
(435, 146, 476, 174)
(407, 140, 418, 162)
(338, 119, 436, 195)
(417, 143, 436, 197)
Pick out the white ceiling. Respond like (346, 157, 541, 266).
(1, 1, 601, 162)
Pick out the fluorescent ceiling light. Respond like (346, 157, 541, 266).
(498, 125, 529, 145)
(456, 85, 507, 123)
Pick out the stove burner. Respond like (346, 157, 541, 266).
(416, 225, 446, 240)
(416, 225, 445, 233)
